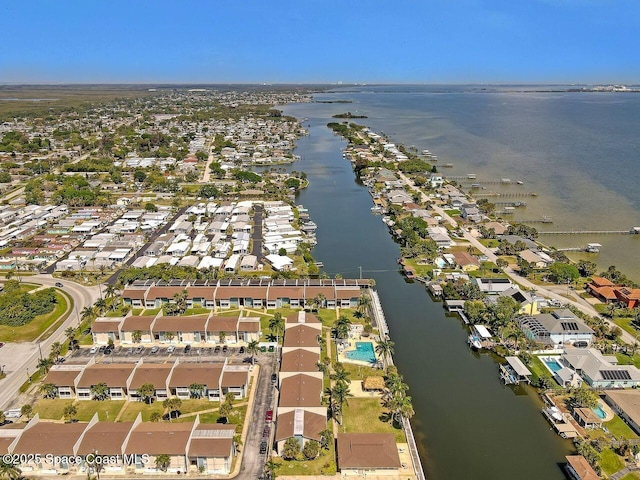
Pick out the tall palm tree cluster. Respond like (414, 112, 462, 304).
(268, 313, 284, 344)
(331, 315, 351, 341)
(382, 367, 414, 426)
(327, 362, 352, 424)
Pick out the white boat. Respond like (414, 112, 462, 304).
(467, 324, 492, 350)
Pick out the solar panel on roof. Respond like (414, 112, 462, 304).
(561, 322, 580, 331)
(600, 370, 632, 380)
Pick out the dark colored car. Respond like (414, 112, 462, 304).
(259, 441, 267, 454)
(239, 346, 245, 354)
(98, 345, 106, 353)
(222, 345, 228, 353)
(271, 373, 277, 384)
(55, 282, 64, 288)
(214, 345, 221, 353)
(265, 410, 273, 423)
(184, 344, 191, 354)
(262, 425, 270, 438)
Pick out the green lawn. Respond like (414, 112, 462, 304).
(131, 308, 144, 315)
(118, 401, 164, 422)
(606, 415, 639, 440)
(342, 363, 383, 381)
(612, 317, 638, 337)
(74, 400, 125, 421)
(0, 291, 70, 342)
(530, 355, 560, 388)
(616, 353, 640, 370)
(142, 308, 160, 316)
(478, 238, 499, 248)
(619, 473, 640, 480)
(402, 258, 435, 278)
(342, 398, 406, 443)
(273, 436, 336, 476)
(33, 399, 74, 420)
(184, 307, 211, 315)
(599, 448, 625, 476)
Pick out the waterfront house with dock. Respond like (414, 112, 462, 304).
(336, 433, 402, 476)
(517, 310, 594, 347)
(562, 348, 640, 388)
(500, 356, 532, 385)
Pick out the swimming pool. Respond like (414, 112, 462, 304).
(541, 357, 563, 373)
(592, 405, 607, 420)
(345, 342, 376, 364)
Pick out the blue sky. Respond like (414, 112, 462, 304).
(1, 0, 638, 84)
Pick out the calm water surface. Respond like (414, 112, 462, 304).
(281, 100, 572, 480)
(302, 85, 640, 280)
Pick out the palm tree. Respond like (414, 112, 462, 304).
(132, 330, 143, 344)
(330, 363, 349, 384)
(0, 459, 22, 480)
(137, 383, 156, 404)
(219, 331, 227, 344)
(357, 293, 371, 315)
(154, 454, 171, 472)
(375, 340, 395, 366)
(39, 383, 58, 399)
(164, 332, 175, 343)
(91, 382, 109, 401)
(50, 341, 63, 361)
(37, 357, 53, 375)
(63, 404, 78, 423)
(172, 289, 188, 314)
(332, 321, 350, 341)
(81, 306, 97, 322)
(311, 293, 326, 311)
(269, 313, 285, 344)
(64, 327, 76, 342)
(247, 340, 260, 364)
(163, 397, 182, 422)
(94, 298, 107, 315)
(330, 381, 352, 424)
(189, 383, 206, 399)
(264, 459, 279, 479)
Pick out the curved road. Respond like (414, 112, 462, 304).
(397, 171, 637, 346)
(0, 275, 100, 410)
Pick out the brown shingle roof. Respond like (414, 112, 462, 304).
(215, 286, 267, 300)
(565, 455, 600, 480)
(121, 315, 155, 332)
(44, 365, 83, 387)
(146, 286, 186, 300)
(221, 370, 248, 388)
(237, 318, 260, 332)
(92, 318, 123, 333)
(153, 315, 208, 332)
(169, 364, 223, 390)
(304, 286, 335, 300)
(125, 422, 193, 455)
(129, 364, 173, 390)
(76, 422, 135, 455)
(122, 287, 147, 300)
(275, 410, 326, 441)
(267, 286, 303, 300)
(337, 433, 401, 470)
(188, 424, 236, 457)
(283, 325, 320, 349)
(285, 312, 321, 324)
(77, 364, 135, 388)
(335, 287, 361, 300)
(280, 349, 320, 373)
(278, 374, 322, 408)
(186, 286, 216, 299)
(13, 422, 87, 455)
(206, 316, 238, 332)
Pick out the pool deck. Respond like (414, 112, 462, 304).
(338, 338, 380, 366)
(597, 399, 615, 422)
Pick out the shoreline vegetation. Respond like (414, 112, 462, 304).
(325, 118, 640, 477)
(332, 112, 368, 119)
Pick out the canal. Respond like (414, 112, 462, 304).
(279, 102, 573, 480)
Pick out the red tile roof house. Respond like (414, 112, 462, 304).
(587, 276, 640, 307)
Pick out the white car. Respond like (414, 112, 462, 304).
(167, 345, 175, 353)
(89, 346, 98, 354)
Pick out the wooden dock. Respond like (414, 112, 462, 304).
(474, 192, 538, 198)
(539, 230, 632, 235)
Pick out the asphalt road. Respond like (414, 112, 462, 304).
(0, 275, 100, 411)
(237, 353, 278, 480)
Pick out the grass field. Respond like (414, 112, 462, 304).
(33, 399, 75, 420)
(605, 415, 639, 440)
(74, 400, 125, 421)
(273, 436, 336, 476)
(342, 397, 406, 443)
(599, 448, 625, 476)
(0, 290, 70, 342)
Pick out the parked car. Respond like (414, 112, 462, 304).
(265, 410, 273, 423)
(126, 347, 134, 355)
(268, 345, 275, 353)
(0, 342, 5, 348)
(55, 282, 64, 288)
(239, 346, 245, 354)
(98, 345, 106, 353)
(262, 425, 270, 438)
(259, 441, 267, 454)
(222, 345, 228, 354)
(89, 346, 98, 354)
(167, 345, 175, 354)
(214, 345, 221, 353)
(271, 373, 277, 385)
(134, 346, 144, 354)
(150, 346, 159, 354)
(184, 344, 191, 354)
(103, 347, 112, 355)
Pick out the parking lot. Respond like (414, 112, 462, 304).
(69, 344, 277, 364)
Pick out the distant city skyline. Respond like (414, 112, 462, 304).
(2, 0, 639, 84)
